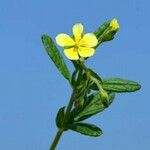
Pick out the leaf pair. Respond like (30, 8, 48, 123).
(66, 89, 115, 137)
(65, 92, 115, 137)
(55, 106, 103, 137)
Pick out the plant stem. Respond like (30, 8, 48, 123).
(63, 90, 75, 124)
(49, 128, 64, 150)
(49, 90, 76, 150)
(49, 67, 83, 150)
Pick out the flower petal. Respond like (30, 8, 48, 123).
(72, 24, 84, 42)
(56, 34, 75, 47)
(78, 47, 95, 57)
(64, 48, 79, 60)
(79, 33, 98, 47)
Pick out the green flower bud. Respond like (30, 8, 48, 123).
(102, 18, 120, 42)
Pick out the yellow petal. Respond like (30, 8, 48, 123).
(78, 47, 95, 57)
(79, 33, 98, 47)
(64, 47, 79, 60)
(56, 34, 75, 47)
(72, 23, 83, 42)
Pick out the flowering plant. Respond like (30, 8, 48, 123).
(41, 19, 141, 150)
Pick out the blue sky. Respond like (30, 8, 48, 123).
(0, 0, 149, 150)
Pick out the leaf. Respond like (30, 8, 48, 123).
(74, 92, 115, 122)
(56, 107, 65, 128)
(88, 68, 102, 91)
(71, 69, 78, 87)
(75, 72, 89, 98)
(41, 35, 71, 81)
(68, 123, 103, 137)
(73, 73, 89, 111)
(88, 68, 102, 83)
(102, 78, 141, 93)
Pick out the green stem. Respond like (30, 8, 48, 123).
(49, 67, 83, 150)
(49, 128, 64, 150)
(63, 90, 75, 124)
(49, 89, 76, 150)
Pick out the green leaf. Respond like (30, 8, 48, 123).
(75, 73, 89, 98)
(56, 107, 65, 128)
(74, 92, 115, 122)
(73, 73, 89, 111)
(102, 78, 141, 93)
(68, 123, 103, 137)
(87, 68, 102, 91)
(41, 35, 71, 81)
(71, 69, 78, 87)
(88, 68, 102, 83)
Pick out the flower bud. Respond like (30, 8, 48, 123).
(102, 18, 120, 42)
(110, 18, 119, 32)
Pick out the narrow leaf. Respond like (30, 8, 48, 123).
(88, 68, 102, 83)
(56, 107, 65, 128)
(74, 92, 115, 122)
(68, 123, 102, 137)
(41, 35, 71, 81)
(88, 68, 103, 91)
(102, 78, 141, 93)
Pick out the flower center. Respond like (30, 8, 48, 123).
(74, 41, 80, 49)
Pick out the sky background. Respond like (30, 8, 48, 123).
(0, 0, 149, 150)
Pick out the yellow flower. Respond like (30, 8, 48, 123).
(56, 24, 98, 60)
(110, 19, 119, 31)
